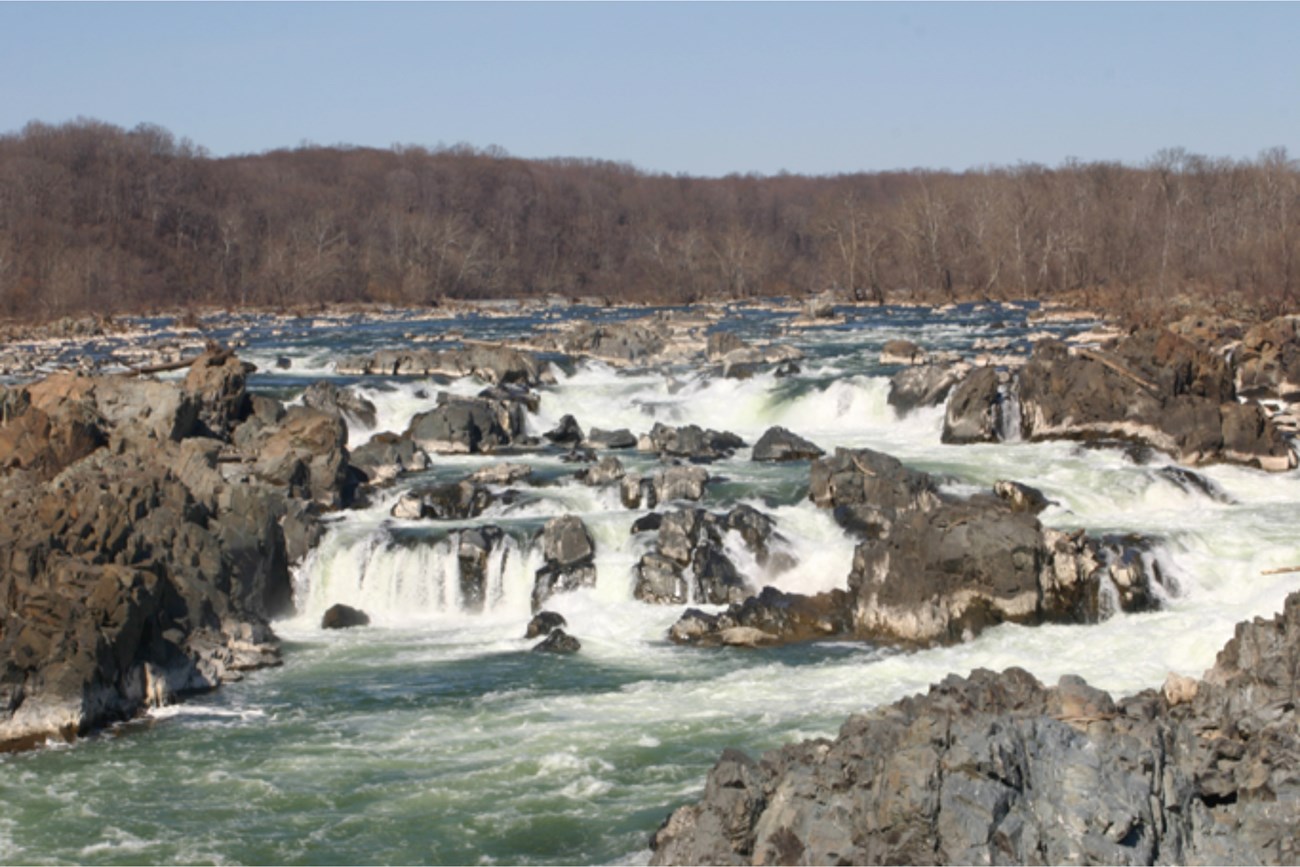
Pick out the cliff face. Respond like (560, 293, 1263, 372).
(650, 591, 1300, 866)
(0, 352, 350, 750)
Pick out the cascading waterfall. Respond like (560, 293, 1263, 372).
(292, 521, 543, 624)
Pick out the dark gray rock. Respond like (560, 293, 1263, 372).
(532, 628, 581, 654)
(634, 506, 776, 606)
(525, 610, 567, 640)
(321, 603, 370, 629)
(350, 431, 429, 486)
(993, 479, 1051, 514)
(301, 381, 378, 430)
(941, 365, 1005, 444)
(587, 427, 637, 450)
(888, 362, 969, 414)
(651, 592, 1300, 866)
(532, 515, 597, 611)
(1015, 331, 1295, 471)
(390, 480, 495, 521)
(579, 455, 625, 486)
(544, 414, 584, 446)
(750, 426, 824, 462)
(405, 392, 525, 454)
(643, 422, 745, 462)
(336, 344, 543, 386)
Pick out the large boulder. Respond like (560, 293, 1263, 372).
(405, 393, 526, 454)
(531, 515, 597, 611)
(301, 381, 378, 430)
(889, 362, 970, 415)
(651, 591, 1300, 866)
(249, 406, 356, 508)
(750, 426, 824, 462)
(634, 506, 777, 606)
(1013, 332, 1295, 470)
(641, 422, 745, 462)
(804, 448, 1166, 647)
(349, 431, 429, 486)
(182, 349, 254, 437)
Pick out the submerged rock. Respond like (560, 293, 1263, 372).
(651, 591, 1300, 866)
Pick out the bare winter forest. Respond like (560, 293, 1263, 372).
(1, 118, 1297, 322)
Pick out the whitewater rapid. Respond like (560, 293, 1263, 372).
(2, 301, 1297, 866)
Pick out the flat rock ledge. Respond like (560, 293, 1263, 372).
(651, 590, 1300, 866)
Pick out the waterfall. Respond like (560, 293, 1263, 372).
(292, 522, 540, 623)
(996, 374, 1023, 442)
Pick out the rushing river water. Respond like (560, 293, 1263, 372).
(2, 301, 1298, 865)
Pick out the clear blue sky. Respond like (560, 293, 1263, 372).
(2, 2, 1296, 176)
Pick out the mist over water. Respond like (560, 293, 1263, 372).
(3, 302, 1297, 865)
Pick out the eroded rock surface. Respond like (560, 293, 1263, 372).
(651, 591, 1300, 866)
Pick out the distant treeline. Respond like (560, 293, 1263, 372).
(0, 118, 1297, 321)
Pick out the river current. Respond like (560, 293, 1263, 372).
(2, 301, 1298, 865)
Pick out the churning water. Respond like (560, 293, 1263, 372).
(2, 302, 1298, 865)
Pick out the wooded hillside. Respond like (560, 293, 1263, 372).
(0, 118, 1296, 321)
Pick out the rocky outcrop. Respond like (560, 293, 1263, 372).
(990, 330, 1298, 470)
(300, 381, 378, 430)
(349, 431, 430, 486)
(531, 515, 597, 611)
(888, 362, 970, 415)
(586, 427, 637, 450)
(544, 414, 584, 446)
(335, 343, 544, 386)
(0, 351, 355, 751)
(405, 392, 528, 454)
(641, 422, 745, 462)
(650, 591, 1300, 866)
(941, 365, 1011, 444)
(812, 447, 1168, 646)
(1235, 315, 1300, 402)
(390, 480, 497, 521)
(456, 526, 505, 612)
(634, 506, 779, 606)
(750, 427, 824, 462)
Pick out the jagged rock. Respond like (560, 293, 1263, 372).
(525, 610, 567, 640)
(182, 349, 254, 437)
(642, 422, 745, 462)
(1155, 465, 1235, 503)
(1235, 315, 1300, 401)
(587, 427, 637, 450)
(249, 406, 356, 509)
(620, 473, 657, 510)
(634, 506, 775, 606)
(301, 381, 378, 430)
(405, 393, 525, 454)
(941, 365, 1006, 444)
(669, 586, 853, 647)
(651, 592, 1300, 866)
(321, 604, 370, 629)
(580, 455, 625, 486)
(654, 464, 710, 502)
(993, 479, 1051, 514)
(349, 432, 429, 485)
(750, 426, 824, 462)
(888, 362, 970, 414)
(531, 515, 597, 611)
(805, 448, 1167, 647)
(390, 481, 495, 521)
(544, 414, 584, 446)
(1015, 332, 1296, 470)
(531, 628, 581, 654)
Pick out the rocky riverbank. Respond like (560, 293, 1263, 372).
(650, 589, 1300, 865)
(0, 349, 353, 750)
